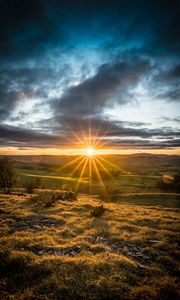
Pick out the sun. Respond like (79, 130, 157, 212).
(58, 123, 122, 198)
(59, 120, 120, 196)
(85, 147, 95, 156)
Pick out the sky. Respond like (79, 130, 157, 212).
(0, 0, 180, 155)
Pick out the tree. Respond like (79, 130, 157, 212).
(0, 157, 17, 194)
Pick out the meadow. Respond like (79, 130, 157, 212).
(14, 153, 180, 193)
(0, 154, 180, 299)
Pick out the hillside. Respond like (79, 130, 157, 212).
(0, 191, 179, 299)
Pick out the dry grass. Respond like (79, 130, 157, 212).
(0, 191, 179, 299)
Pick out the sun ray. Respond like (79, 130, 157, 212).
(96, 154, 122, 172)
(88, 117, 91, 148)
(89, 156, 92, 193)
(70, 128, 86, 147)
(75, 156, 89, 191)
(91, 122, 103, 149)
(93, 123, 114, 149)
(60, 155, 83, 171)
(94, 156, 115, 180)
(64, 122, 88, 149)
(91, 157, 110, 200)
(71, 156, 87, 177)
(78, 124, 90, 148)
(57, 118, 121, 198)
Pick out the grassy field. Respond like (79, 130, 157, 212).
(14, 153, 180, 193)
(0, 190, 179, 299)
(16, 163, 163, 194)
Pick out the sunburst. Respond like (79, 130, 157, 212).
(84, 147, 95, 156)
(59, 121, 121, 197)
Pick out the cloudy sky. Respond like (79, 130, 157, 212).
(0, 0, 180, 155)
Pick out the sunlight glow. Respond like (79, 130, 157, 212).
(57, 119, 121, 196)
(85, 147, 95, 156)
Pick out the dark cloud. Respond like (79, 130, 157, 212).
(154, 64, 180, 82)
(0, 83, 38, 120)
(0, 0, 56, 60)
(110, 138, 180, 149)
(0, 0, 179, 61)
(0, 124, 67, 148)
(157, 89, 180, 102)
(0, 64, 71, 87)
(47, 116, 180, 142)
(150, 64, 180, 102)
(161, 117, 180, 123)
(97, 120, 180, 139)
(0, 64, 71, 120)
(53, 57, 150, 119)
(1, 118, 179, 150)
(0, 85, 20, 120)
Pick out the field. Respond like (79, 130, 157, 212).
(0, 191, 180, 299)
(13, 153, 180, 194)
(0, 154, 180, 299)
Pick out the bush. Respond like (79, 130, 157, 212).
(91, 205, 106, 217)
(64, 191, 77, 201)
(24, 178, 42, 194)
(31, 192, 61, 208)
(43, 194, 57, 208)
(0, 157, 17, 194)
(24, 181, 36, 194)
(157, 173, 180, 193)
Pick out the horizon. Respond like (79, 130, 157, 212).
(0, 148, 180, 156)
(0, 151, 180, 157)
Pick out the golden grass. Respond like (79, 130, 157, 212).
(0, 191, 179, 299)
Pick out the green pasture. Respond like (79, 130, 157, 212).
(17, 168, 88, 190)
(17, 164, 162, 193)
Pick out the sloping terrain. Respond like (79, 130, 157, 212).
(0, 192, 180, 299)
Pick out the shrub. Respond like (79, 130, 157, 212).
(91, 205, 106, 217)
(24, 181, 34, 194)
(31, 192, 60, 208)
(64, 191, 77, 201)
(0, 156, 17, 194)
(34, 177, 42, 188)
(157, 173, 180, 193)
(24, 177, 42, 194)
(31, 190, 78, 208)
(24, 181, 36, 194)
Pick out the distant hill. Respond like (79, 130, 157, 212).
(1, 154, 180, 175)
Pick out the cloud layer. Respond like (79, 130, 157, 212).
(0, 0, 179, 152)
